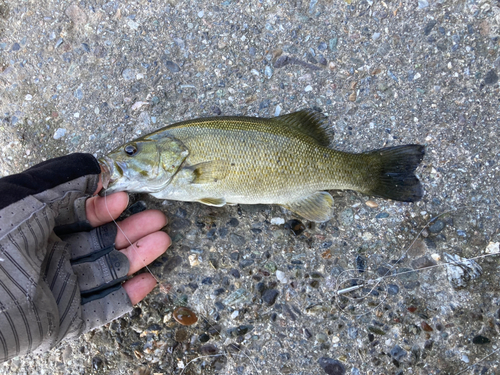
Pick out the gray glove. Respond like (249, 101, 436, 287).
(0, 153, 132, 362)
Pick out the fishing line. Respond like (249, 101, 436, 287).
(333, 204, 499, 313)
(103, 190, 168, 293)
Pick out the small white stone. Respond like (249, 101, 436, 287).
(251, 69, 260, 76)
(25, 94, 33, 101)
(231, 310, 239, 319)
(304, 85, 313, 92)
(127, 19, 139, 30)
(414, 72, 421, 80)
(197, 10, 204, 18)
(362, 232, 373, 241)
(74, 112, 80, 118)
(271, 217, 285, 225)
(431, 253, 441, 262)
(274, 104, 282, 117)
(276, 270, 287, 283)
(461, 354, 469, 363)
(53, 128, 66, 139)
(485, 242, 499, 254)
(94, 107, 100, 115)
(331, 336, 340, 344)
(188, 254, 201, 267)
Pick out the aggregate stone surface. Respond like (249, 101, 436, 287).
(1, 0, 500, 374)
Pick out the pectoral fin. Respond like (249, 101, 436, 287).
(281, 191, 334, 222)
(198, 197, 226, 207)
(190, 160, 229, 184)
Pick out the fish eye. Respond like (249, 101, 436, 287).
(124, 144, 138, 156)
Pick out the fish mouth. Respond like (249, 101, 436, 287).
(98, 156, 123, 192)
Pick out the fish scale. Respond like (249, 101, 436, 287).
(100, 109, 425, 222)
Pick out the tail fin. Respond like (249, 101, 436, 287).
(365, 145, 425, 202)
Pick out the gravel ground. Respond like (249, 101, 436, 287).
(1, 0, 500, 374)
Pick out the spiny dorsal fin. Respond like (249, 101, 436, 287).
(281, 191, 334, 222)
(189, 160, 230, 184)
(274, 109, 331, 147)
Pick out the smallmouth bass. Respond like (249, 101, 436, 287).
(99, 109, 425, 222)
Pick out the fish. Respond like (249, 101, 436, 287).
(99, 109, 425, 222)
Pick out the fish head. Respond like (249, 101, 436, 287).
(99, 136, 189, 194)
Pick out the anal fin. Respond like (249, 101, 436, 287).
(281, 191, 334, 222)
(198, 197, 226, 207)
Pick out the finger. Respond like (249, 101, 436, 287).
(114, 210, 168, 249)
(86, 192, 129, 227)
(94, 172, 104, 195)
(122, 273, 157, 305)
(121, 231, 170, 275)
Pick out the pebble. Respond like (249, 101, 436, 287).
(411, 256, 437, 270)
(271, 217, 285, 225)
(368, 326, 386, 335)
(375, 212, 389, 219)
(25, 94, 32, 101)
(223, 288, 251, 305)
(227, 218, 239, 227)
(483, 70, 498, 85)
(92, 357, 103, 370)
(421, 322, 433, 332)
(318, 357, 345, 375)
(74, 87, 83, 100)
(174, 328, 189, 342)
(424, 20, 437, 36)
(387, 284, 399, 295)
(165, 60, 181, 73)
(200, 344, 217, 355)
(304, 85, 313, 92)
(230, 233, 246, 246)
(365, 200, 378, 208)
(172, 307, 198, 326)
(418, 0, 429, 8)
(262, 289, 279, 305)
(361, 232, 373, 241)
(276, 270, 287, 283)
(127, 19, 139, 30)
(122, 68, 135, 80)
(355, 255, 366, 273)
(53, 128, 67, 139)
(199, 333, 210, 343)
(372, 32, 380, 40)
(390, 345, 407, 361)
(485, 242, 499, 254)
(274, 105, 282, 117)
(428, 220, 445, 233)
(329, 37, 338, 51)
(265, 66, 273, 79)
(188, 254, 201, 267)
(431, 253, 441, 262)
(284, 219, 305, 235)
(472, 335, 490, 345)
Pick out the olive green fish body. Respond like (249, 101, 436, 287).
(101, 110, 425, 222)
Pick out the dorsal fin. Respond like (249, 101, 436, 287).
(274, 109, 331, 147)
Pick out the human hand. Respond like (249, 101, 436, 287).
(0, 153, 169, 362)
(84, 186, 170, 305)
